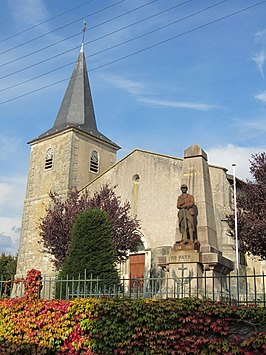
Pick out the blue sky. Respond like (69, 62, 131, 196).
(0, 0, 265, 255)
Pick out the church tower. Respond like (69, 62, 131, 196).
(16, 44, 120, 276)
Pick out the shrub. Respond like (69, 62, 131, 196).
(58, 209, 119, 298)
(0, 297, 265, 354)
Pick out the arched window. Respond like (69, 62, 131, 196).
(132, 174, 140, 183)
(45, 148, 54, 170)
(90, 150, 99, 173)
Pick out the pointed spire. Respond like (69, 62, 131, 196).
(52, 21, 97, 135)
(36, 25, 119, 148)
(52, 44, 98, 134)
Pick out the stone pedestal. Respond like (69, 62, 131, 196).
(158, 241, 234, 298)
(158, 242, 203, 297)
(170, 241, 201, 277)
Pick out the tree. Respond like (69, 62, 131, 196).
(59, 209, 118, 280)
(228, 152, 266, 259)
(0, 253, 17, 277)
(40, 185, 141, 269)
(0, 253, 17, 297)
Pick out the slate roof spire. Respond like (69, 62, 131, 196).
(37, 27, 119, 147)
(52, 43, 98, 134)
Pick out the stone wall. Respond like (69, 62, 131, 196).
(84, 149, 184, 250)
(16, 128, 117, 276)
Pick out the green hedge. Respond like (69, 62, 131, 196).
(0, 297, 265, 354)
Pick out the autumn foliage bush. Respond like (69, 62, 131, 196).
(0, 285, 265, 354)
(24, 268, 42, 300)
(40, 185, 141, 270)
(228, 152, 266, 259)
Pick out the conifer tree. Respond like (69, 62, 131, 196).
(0, 253, 17, 277)
(59, 209, 118, 287)
(0, 253, 17, 296)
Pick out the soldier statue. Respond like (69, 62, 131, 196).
(176, 184, 195, 243)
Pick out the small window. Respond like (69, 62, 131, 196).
(45, 148, 53, 170)
(132, 174, 140, 183)
(90, 150, 99, 173)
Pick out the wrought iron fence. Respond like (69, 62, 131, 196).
(1, 271, 265, 307)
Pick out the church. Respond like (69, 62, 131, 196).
(16, 43, 264, 283)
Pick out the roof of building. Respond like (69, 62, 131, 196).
(32, 45, 119, 148)
(79, 148, 184, 192)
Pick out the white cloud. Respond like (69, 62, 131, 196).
(7, 0, 49, 29)
(102, 74, 218, 111)
(0, 136, 22, 161)
(239, 118, 266, 133)
(255, 29, 266, 42)
(207, 144, 266, 180)
(0, 234, 13, 251)
(252, 50, 265, 77)
(101, 74, 151, 96)
(0, 176, 26, 255)
(231, 117, 266, 142)
(5, 0, 72, 58)
(0, 176, 26, 216)
(140, 98, 219, 111)
(255, 91, 266, 102)
(0, 218, 21, 255)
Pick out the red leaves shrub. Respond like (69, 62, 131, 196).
(24, 268, 42, 300)
(0, 295, 265, 354)
(228, 152, 266, 259)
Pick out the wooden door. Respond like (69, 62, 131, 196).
(129, 253, 145, 278)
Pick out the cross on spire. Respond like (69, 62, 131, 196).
(82, 19, 87, 49)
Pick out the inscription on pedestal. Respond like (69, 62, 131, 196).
(172, 241, 200, 252)
(178, 254, 191, 261)
(170, 254, 193, 262)
(157, 244, 202, 268)
(169, 249, 201, 264)
(169, 253, 197, 263)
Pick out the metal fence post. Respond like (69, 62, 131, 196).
(253, 268, 257, 305)
(166, 274, 168, 299)
(245, 271, 248, 305)
(212, 270, 215, 302)
(263, 271, 265, 308)
(237, 269, 240, 305)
